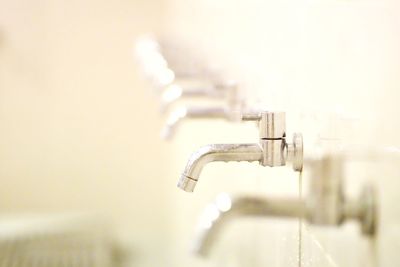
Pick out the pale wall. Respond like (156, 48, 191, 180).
(0, 0, 172, 266)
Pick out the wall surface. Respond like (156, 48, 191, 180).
(0, 1, 173, 266)
(162, 0, 400, 266)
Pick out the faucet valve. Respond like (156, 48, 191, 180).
(242, 111, 303, 171)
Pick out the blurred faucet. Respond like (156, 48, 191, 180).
(136, 37, 251, 141)
(193, 154, 377, 257)
(192, 194, 302, 257)
(306, 153, 377, 234)
(161, 106, 236, 140)
(161, 80, 243, 139)
(135, 36, 215, 89)
(160, 79, 235, 112)
(136, 36, 241, 129)
(177, 111, 304, 192)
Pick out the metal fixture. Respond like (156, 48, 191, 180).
(160, 79, 235, 112)
(135, 36, 214, 88)
(136, 37, 243, 140)
(135, 36, 236, 109)
(192, 194, 302, 257)
(177, 111, 303, 192)
(305, 153, 376, 235)
(161, 80, 243, 139)
(193, 153, 377, 257)
(135, 37, 236, 111)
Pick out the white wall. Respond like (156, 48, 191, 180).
(0, 1, 175, 266)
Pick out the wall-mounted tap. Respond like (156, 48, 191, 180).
(161, 80, 243, 139)
(177, 111, 304, 192)
(160, 79, 236, 112)
(135, 37, 249, 141)
(305, 153, 377, 235)
(135, 37, 174, 86)
(136, 36, 238, 120)
(161, 106, 238, 140)
(192, 194, 303, 257)
(135, 36, 215, 88)
(192, 153, 377, 257)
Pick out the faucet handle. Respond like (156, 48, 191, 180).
(241, 112, 262, 121)
(242, 111, 286, 139)
(242, 110, 303, 171)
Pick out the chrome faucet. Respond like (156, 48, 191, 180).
(136, 37, 239, 117)
(177, 111, 304, 192)
(305, 153, 376, 234)
(161, 80, 243, 139)
(160, 79, 236, 112)
(161, 106, 238, 140)
(192, 153, 377, 257)
(135, 36, 216, 89)
(192, 194, 303, 257)
(136, 37, 250, 140)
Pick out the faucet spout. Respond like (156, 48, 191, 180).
(177, 144, 263, 192)
(192, 194, 303, 257)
